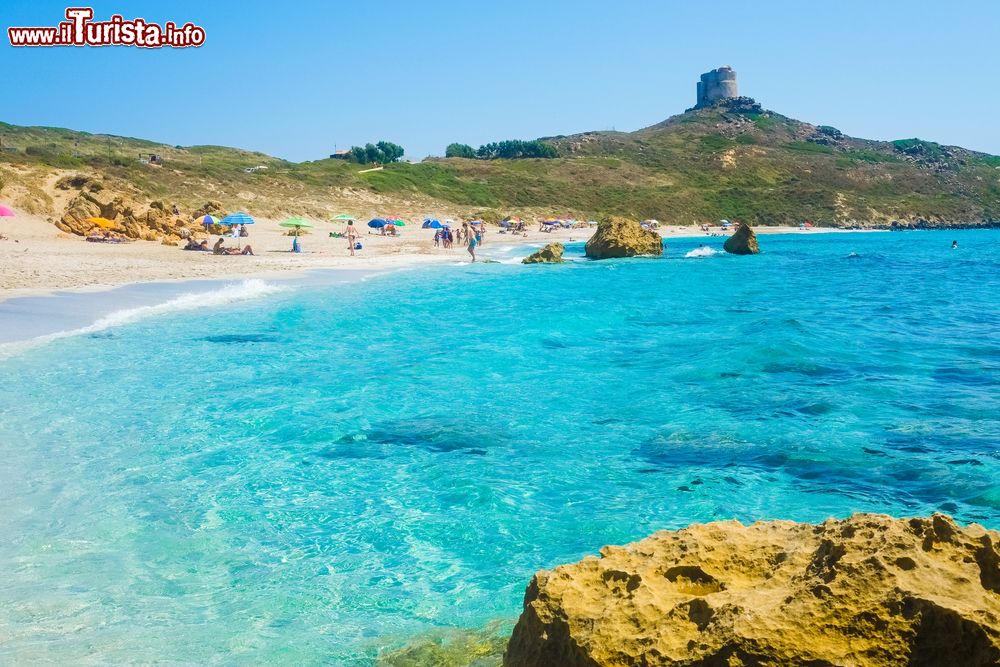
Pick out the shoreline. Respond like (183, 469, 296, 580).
(0, 213, 887, 303)
(0, 224, 889, 353)
(0, 257, 468, 351)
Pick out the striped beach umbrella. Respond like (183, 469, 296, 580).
(220, 212, 255, 227)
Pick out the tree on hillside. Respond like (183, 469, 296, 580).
(347, 140, 405, 165)
(445, 143, 476, 158)
(376, 140, 405, 163)
(476, 139, 557, 159)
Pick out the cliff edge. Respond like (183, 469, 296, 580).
(505, 513, 1000, 666)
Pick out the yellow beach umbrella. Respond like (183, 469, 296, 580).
(87, 217, 116, 229)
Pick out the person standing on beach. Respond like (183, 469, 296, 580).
(346, 221, 360, 256)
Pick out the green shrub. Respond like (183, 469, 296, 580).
(700, 135, 733, 151)
(445, 143, 476, 159)
(783, 141, 834, 155)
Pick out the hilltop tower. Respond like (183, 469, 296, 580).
(696, 66, 738, 108)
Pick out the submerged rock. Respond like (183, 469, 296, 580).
(584, 217, 662, 259)
(504, 513, 1000, 667)
(723, 222, 760, 254)
(522, 243, 565, 264)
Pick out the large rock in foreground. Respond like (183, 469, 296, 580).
(723, 222, 760, 254)
(585, 217, 662, 259)
(522, 243, 565, 264)
(505, 514, 1000, 667)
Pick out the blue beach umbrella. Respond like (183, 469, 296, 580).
(423, 218, 442, 229)
(220, 212, 255, 227)
(196, 214, 217, 226)
(368, 218, 387, 228)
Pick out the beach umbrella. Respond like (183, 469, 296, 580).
(220, 211, 255, 227)
(368, 218, 387, 228)
(195, 214, 217, 226)
(423, 219, 442, 229)
(279, 217, 314, 237)
(333, 214, 355, 221)
(87, 216, 116, 229)
(218, 211, 254, 247)
(388, 218, 407, 227)
(0, 205, 14, 217)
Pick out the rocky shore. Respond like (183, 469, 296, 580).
(504, 514, 1000, 666)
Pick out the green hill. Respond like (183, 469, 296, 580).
(2, 98, 999, 227)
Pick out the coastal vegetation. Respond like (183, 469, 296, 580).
(445, 142, 476, 158)
(2, 98, 999, 226)
(346, 140, 405, 164)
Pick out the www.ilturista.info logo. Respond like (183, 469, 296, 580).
(7, 7, 205, 48)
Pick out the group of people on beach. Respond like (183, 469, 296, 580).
(433, 227, 455, 248)
(341, 219, 483, 261)
(181, 237, 254, 255)
(436, 222, 484, 261)
(177, 217, 485, 261)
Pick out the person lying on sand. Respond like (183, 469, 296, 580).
(183, 239, 211, 251)
(213, 238, 254, 255)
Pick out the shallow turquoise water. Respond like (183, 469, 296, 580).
(1, 230, 998, 663)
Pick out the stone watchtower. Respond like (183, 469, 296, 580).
(695, 66, 738, 108)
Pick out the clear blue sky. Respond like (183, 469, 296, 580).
(2, 0, 999, 161)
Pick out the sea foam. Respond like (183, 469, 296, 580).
(0, 279, 284, 358)
(685, 246, 720, 258)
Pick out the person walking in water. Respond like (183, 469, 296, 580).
(346, 220, 361, 256)
(464, 222, 477, 262)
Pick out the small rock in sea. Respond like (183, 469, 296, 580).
(723, 222, 760, 255)
(522, 243, 565, 264)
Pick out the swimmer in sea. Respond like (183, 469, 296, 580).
(952, 240, 958, 249)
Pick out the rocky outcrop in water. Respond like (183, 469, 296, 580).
(723, 222, 760, 255)
(522, 243, 565, 264)
(584, 217, 662, 259)
(504, 514, 1000, 667)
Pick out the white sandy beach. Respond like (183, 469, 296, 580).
(0, 214, 875, 301)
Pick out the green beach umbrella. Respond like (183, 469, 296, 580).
(279, 217, 315, 236)
(333, 214, 355, 221)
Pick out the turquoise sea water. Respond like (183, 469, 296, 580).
(1, 230, 998, 663)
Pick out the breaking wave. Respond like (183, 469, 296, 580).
(0, 279, 284, 358)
